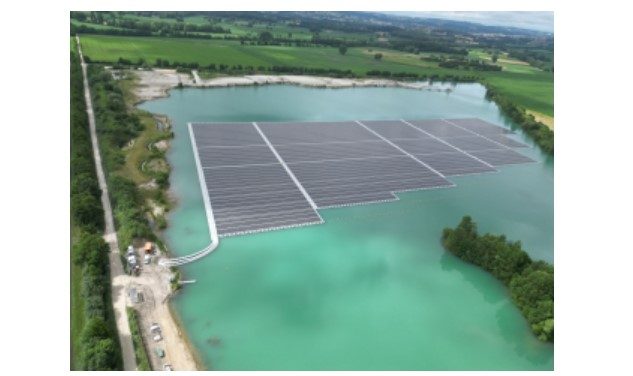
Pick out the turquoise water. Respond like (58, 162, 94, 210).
(139, 84, 554, 370)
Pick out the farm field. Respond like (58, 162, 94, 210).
(73, 12, 371, 41)
(78, 35, 554, 116)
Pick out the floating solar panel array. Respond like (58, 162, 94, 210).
(190, 123, 323, 237)
(189, 119, 534, 237)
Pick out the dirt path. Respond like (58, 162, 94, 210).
(128, 257, 199, 370)
(76, 35, 138, 371)
(191, 70, 201, 84)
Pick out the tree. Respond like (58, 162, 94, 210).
(71, 193, 104, 231)
(441, 216, 553, 342)
(492, 53, 499, 63)
(81, 338, 120, 370)
(338, 45, 348, 55)
(374, 53, 383, 60)
(258, 31, 273, 43)
(73, 232, 109, 266)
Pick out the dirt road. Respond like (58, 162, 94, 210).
(77, 35, 200, 370)
(76, 35, 137, 371)
(126, 254, 199, 371)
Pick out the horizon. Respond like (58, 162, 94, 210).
(385, 11, 554, 33)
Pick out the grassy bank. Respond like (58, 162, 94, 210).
(87, 64, 161, 248)
(127, 308, 152, 370)
(78, 35, 553, 117)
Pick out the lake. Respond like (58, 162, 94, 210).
(139, 83, 554, 370)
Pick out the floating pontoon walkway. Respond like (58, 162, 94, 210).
(160, 118, 534, 266)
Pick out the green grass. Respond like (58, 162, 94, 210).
(468, 49, 541, 74)
(79, 34, 553, 116)
(117, 76, 171, 185)
(480, 71, 553, 116)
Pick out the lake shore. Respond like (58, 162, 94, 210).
(132, 68, 447, 103)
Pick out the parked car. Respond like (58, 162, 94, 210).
(128, 288, 144, 304)
(153, 333, 162, 342)
(163, 364, 173, 371)
(150, 323, 161, 334)
(154, 348, 165, 358)
(127, 255, 137, 265)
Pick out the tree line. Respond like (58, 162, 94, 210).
(87, 66, 155, 248)
(441, 216, 554, 342)
(70, 50, 123, 370)
(438, 58, 503, 72)
(484, 85, 554, 154)
(71, 11, 230, 36)
(109, 56, 482, 84)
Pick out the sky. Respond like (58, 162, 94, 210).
(387, 11, 554, 33)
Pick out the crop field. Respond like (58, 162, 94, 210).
(78, 35, 553, 116)
(468, 49, 540, 74)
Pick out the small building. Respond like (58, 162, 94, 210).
(144, 242, 154, 254)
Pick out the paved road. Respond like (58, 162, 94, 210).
(76, 35, 138, 371)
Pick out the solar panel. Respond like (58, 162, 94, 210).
(392, 138, 462, 155)
(470, 148, 536, 166)
(197, 145, 278, 168)
(361, 120, 432, 140)
(485, 134, 528, 148)
(275, 140, 403, 163)
(407, 119, 474, 138)
(257, 121, 380, 145)
(415, 152, 497, 176)
(443, 118, 513, 135)
(191, 122, 266, 147)
(189, 119, 535, 237)
(438, 136, 505, 152)
(190, 123, 322, 237)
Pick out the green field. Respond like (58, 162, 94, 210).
(468, 49, 541, 74)
(79, 35, 553, 116)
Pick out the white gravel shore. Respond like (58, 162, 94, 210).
(133, 69, 450, 102)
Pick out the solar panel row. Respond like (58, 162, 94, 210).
(191, 123, 322, 237)
(406, 119, 533, 167)
(258, 121, 454, 208)
(287, 156, 453, 208)
(361, 120, 497, 176)
(190, 118, 535, 237)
